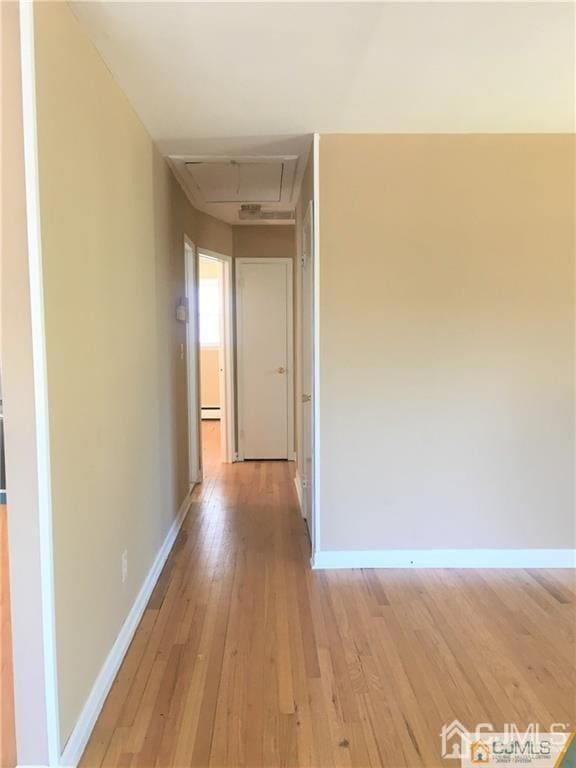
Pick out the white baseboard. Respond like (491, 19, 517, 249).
(201, 407, 220, 420)
(294, 472, 303, 513)
(312, 549, 576, 570)
(59, 489, 194, 768)
(288, 451, 296, 461)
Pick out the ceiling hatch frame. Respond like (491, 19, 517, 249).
(185, 159, 284, 203)
(168, 154, 298, 225)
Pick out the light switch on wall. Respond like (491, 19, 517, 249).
(176, 299, 188, 322)
(121, 549, 128, 584)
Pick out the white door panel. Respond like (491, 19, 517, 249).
(237, 259, 293, 459)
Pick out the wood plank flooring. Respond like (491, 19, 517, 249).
(80, 423, 576, 767)
(1, 505, 16, 768)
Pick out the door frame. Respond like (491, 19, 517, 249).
(198, 248, 235, 464)
(312, 133, 321, 559)
(184, 236, 202, 485)
(299, 201, 315, 533)
(235, 257, 294, 462)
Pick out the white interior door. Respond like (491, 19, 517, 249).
(237, 258, 293, 459)
(217, 256, 235, 463)
(301, 203, 315, 533)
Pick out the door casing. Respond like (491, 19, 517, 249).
(300, 202, 315, 542)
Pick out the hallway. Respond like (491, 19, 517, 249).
(201, 420, 222, 479)
(78, 425, 576, 768)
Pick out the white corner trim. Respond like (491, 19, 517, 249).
(312, 133, 321, 559)
(288, 450, 297, 461)
(59, 490, 195, 768)
(19, 1, 62, 763)
(294, 472, 303, 513)
(312, 549, 576, 570)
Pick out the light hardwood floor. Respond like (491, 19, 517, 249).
(1, 505, 16, 768)
(80, 424, 576, 767)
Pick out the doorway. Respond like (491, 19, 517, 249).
(198, 250, 234, 474)
(236, 257, 294, 460)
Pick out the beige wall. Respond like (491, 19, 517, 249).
(196, 210, 233, 258)
(319, 134, 575, 551)
(233, 224, 295, 260)
(33, 2, 233, 744)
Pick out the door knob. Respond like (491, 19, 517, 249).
(302, 393, 311, 403)
(276, 366, 286, 374)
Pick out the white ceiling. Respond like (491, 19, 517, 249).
(71, 1, 575, 224)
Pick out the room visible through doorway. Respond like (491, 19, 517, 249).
(198, 251, 233, 474)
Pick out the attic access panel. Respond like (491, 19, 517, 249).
(185, 160, 283, 203)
